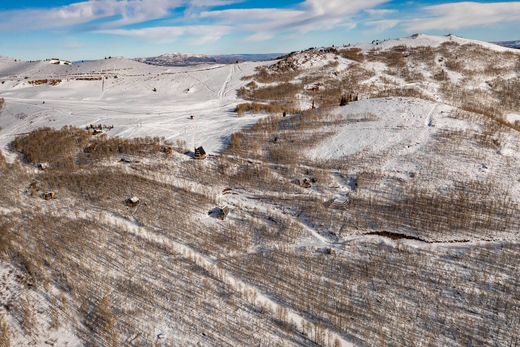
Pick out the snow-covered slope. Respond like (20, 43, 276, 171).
(137, 53, 282, 66)
(307, 98, 456, 160)
(2, 34, 520, 347)
(0, 58, 271, 154)
(352, 34, 520, 53)
(495, 40, 520, 49)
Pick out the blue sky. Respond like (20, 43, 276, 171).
(0, 0, 519, 60)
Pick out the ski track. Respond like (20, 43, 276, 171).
(425, 103, 437, 128)
(218, 65, 234, 102)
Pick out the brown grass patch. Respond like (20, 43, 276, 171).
(28, 79, 61, 86)
(10, 127, 89, 169)
(338, 48, 364, 63)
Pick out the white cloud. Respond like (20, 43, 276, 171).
(405, 1, 520, 32)
(366, 19, 400, 33)
(0, 0, 239, 31)
(200, 0, 389, 41)
(0, 0, 176, 31)
(0, 0, 391, 46)
(364, 9, 397, 18)
(99, 25, 231, 44)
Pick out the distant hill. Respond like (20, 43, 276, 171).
(494, 40, 520, 49)
(136, 53, 282, 66)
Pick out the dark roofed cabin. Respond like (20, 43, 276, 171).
(194, 146, 207, 160)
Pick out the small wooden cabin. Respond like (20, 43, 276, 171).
(42, 192, 57, 200)
(125, 196, 140, 208)
(217, 207, 230, 220)
(194, 146, 207, 160)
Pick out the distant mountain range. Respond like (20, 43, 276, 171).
(136, 53, 282, 66)
(494, 40, 520, 49)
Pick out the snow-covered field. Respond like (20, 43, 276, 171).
(0, 58, 269, 155)
(307, 98, 456, 159)
(1, 34, 520, 347)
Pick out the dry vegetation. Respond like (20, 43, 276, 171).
(28, 79, 61, 86)
(235, 101, 299, 116)
(338, 48, 364, 63)
(10, 126, 171, 170)
(2, 39, 520, 347)
(10, 127, 90, 169)
(241, 40, 520, 130)
(2, 103, 520, 345)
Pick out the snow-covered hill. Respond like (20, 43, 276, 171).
(1, 34, 520, 347)
(0, 58, 271, 154)
(137, 53, 282, 66)
(350, 33, 520, 53)
(495, 40, 520, 49)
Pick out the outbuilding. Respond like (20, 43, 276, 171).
(194, 146, 207, 160)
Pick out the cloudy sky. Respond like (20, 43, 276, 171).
(0, 0, 519, 60)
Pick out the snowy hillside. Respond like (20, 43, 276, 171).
(351, 33, 520, 53)
(137, 53, 282, 66)
(495, 40, 520, 49)
(0, 58, 271, 154)
(1, 34, 520, 347)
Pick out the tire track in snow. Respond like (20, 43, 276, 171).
(425, 103, 437, 128)
(119, 166, 332, 245)
(218, 65, 234, 102)
(219, 189, 331, 246)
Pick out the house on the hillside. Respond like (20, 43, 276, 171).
(42, 192, 57, 200)
(194, 146, 207, 160)
(48, 59, 72, 65)
(208, 206, 230, 220)
(126, 196, 140, 208)
(217, 207, 230, 220)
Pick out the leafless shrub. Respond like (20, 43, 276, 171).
(0, 315, 10, 347)
(0, 150, 6, 169)
(239, 82, 301, 102)
(368, 46, 407, 70)
(444, 58, 464, 72)
(28, 79, 61, 86)
(84, 295, 118, 347)
(10, 126, 89, 169)
(21, 300, 36, 337)
(433, 69, 449, 81)
(339, 48, 364, 63)
(438, 40, 460, 55)
(75, 77, 102, 81)
(246, 67, 299, 83)
(0, 221, 14, 258)
(408, 46, 436, 67)
(345, 63, 376, 84)
(492, 77, 520, 111)
(11, 127, 170, 169)
(374, 87, 429, 99)
(348, 182, 519, 239)
(235, 102, 298, 116)
(86, 135, 164, 161)
(245, 81, 258, 89)
(229, 133, 245, 152)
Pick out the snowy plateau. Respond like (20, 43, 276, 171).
(1, 34, 520, 346)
